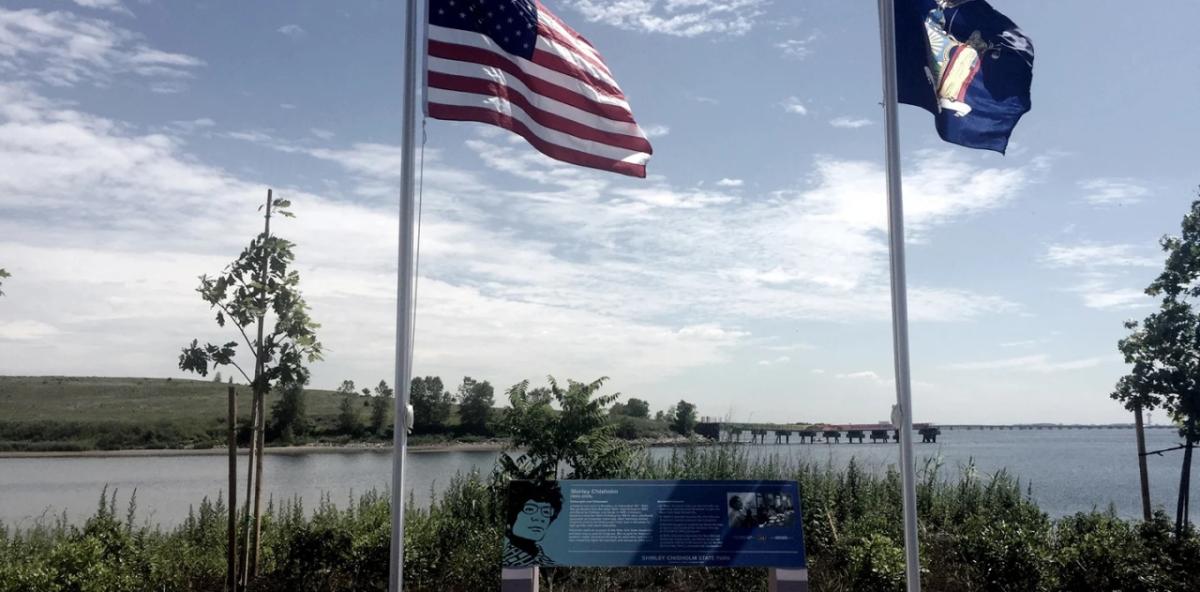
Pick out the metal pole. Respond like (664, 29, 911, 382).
(389, 0, 422, 589)
(876, 1, 922, 590)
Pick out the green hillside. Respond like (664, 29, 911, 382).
(0, 376, 376, 452)
(0, 376, 352, 423)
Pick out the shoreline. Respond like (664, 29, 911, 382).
(0, 436, 702, 459)
(0, 440, 511, 459)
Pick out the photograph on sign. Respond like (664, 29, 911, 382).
(727, 491, 797, 529)
(503, 480, 806, 569)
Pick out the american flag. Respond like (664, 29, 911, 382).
(426, 0, 652, 178)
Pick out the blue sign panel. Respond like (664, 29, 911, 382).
(503, 480, 806, 568)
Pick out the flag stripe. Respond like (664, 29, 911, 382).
(428, 31, 633, 117)
(534, 26, 620, 93)
(536, 3, 605, 63)
(427, 69, 650, 150)
(429, 25, 626, 106)
(428, 103, 647, 177)
(428, 87, 650, 163)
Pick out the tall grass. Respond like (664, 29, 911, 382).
(1, 446, 1197, 591)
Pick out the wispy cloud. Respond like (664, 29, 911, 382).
(781, 96, 808, 115)
(1042, 243, 1160, 269)
(1041, 242, 1158, 310)
(72, 0, 131, 15)
(757, 356, 791, 366)
(642, 124, 670, 138)
(775, 35, 817, 60)
(562, 0, 769, 37)
(1079, 178, 1149, 206)
(277, 24, 306, 39)
(0, 7, 203, 88)
(716, 178, 744, 187)
(946, 354, 1110, 373)
(837, 370, 888, 385)
(830, 116, 873, 129)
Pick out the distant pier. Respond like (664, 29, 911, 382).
(694, 421, 1168, 444)
(694, 422, 941, 444)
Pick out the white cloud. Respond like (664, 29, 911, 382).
(757, 356, 790, 366)
(1042, 243, 1159, 269)
(280, 103, 297, 110)
(0, 8, 202, 88)
(1079, 178, 1149, 206)
(775, 35, 817, 60)
(716, 178, 744, 187)
(72, 0, 131, 15)
(310, 128, 335, 140)
(830, 116, 873, 129)
(1041, 242, 1158, 310)
(999, 338, 1046, 348)
(837, 370, 888, 385)
(0, 84, 746, 393)
(642, 124, 670, 138)
(780, 96, 808, 115)
(0, 320, 62, 341)
(946, 354, 1110, 373)
(277, 24, 306, 39)
(563, 0, 768, 37)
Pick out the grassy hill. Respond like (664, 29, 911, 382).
(0, 376, 376, 452)
(0, 376, 676, 452)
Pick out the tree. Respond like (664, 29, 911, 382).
(176, 192, 321, 583)
(608, 402, 628, 417)
(0, 268, 9, 297)
(337, 395, 362, 436)
(336, 380, 357, 395)
(270, 381, 308, 443)
(1113, 197, 1200, 536)
(411, 376, 451, 432)
(625, 398, 650, 418)
(212, 371, 223, 383)
(369, 380, 393, 436)
(457, 376, 495, 435)
(500, 376, 629, 480)
(670, 400, 697, 435)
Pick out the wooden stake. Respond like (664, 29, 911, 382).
(250, 189, 273, 580)
(240, 390, 256, 589)
(227, 385, 238, 592)
(251, 389, 265, 577)
(1134, 405, 1152, 522)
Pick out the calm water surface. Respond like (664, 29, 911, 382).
(0, 429, 1195, 528)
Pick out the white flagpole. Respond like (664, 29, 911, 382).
(389, 0, 422, 590)
(876, 1, 923, 591)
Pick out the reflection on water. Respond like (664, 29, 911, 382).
(0, 429, 1195, 528)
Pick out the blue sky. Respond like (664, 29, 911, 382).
(1, 0, 1198, 424)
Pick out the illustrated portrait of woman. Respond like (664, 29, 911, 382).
(502, 481, 564, 567)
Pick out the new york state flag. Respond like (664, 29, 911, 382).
(896, 0, 1034, 153)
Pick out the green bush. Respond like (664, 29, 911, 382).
(2, 447, 1197, 592)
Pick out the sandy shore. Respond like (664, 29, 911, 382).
(0, 440, 511, 459)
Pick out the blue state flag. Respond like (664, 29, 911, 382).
(896, 0, 1034, 153)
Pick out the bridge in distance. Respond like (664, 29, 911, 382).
(695, 421, 1167, 445)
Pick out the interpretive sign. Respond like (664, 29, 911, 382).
(503, 480, 806, 569)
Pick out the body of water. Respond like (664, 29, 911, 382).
(0, 428, 1195, 529)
